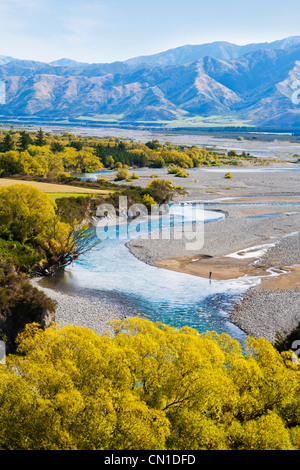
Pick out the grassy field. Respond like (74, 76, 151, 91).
(46, 192, 101, 200)
(0, 178, 113, 198)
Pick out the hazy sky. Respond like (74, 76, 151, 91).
(0, 0, 299, 63)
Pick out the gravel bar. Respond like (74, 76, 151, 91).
(33, 164, 300, 343)
(231, 232, 300, 343)
(126, 202, 300, 343)
(31, 278, 125, 335)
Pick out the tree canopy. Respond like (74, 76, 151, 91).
(0, 184, 99, 276)
(0, 130, 260, 181)
(0, 184, 56, 243)
(0, 317, 299, 450)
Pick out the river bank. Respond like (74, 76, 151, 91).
(31, 278, 126, 335)
(229, 231, 300, 342)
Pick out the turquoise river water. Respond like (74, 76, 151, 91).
(46, 167, 300, 342)
(48, 203, 265, 343)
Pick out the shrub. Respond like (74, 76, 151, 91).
(142, 194, 157, 209)
(0, 239, 43, 273)
(175, 169, 189, 178)
(57, 172, 71, 180)
(145, 178, 176, 205)
(97, 177, 109, 182)
(168, 165, 181, 174)
(0, 258, 56, 352)
(114, 168, 130, 181)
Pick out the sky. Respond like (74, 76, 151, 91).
(0, 0, 299, 63)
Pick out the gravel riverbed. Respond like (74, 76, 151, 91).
(33, 164, 300, 343)
(126, 200, 300, 343)
(31, 278, 125, 335)
(230, 232, 300, 343)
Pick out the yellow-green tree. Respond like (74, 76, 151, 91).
(0, 184, 99, 274)
(19, 149, 49, 177)
(0, 150, 23, 175)
(76, 147, 103, 173)
(0, 318, 299, 450)
(0, 184, 56, 243)
(0, 322, 170, 450)
(114, 166, 130, 181)
(62, 146, 78, 169)
(38, 218, 98, 276)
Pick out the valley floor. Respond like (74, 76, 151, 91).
(125, 163, 300, 343)
(33, 161, 300, 343)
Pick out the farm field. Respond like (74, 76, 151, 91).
(0, 178, 112, 198)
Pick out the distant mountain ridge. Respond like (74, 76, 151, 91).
(2, 36, 300, 69)
(0, 55, 15, 65)
(0, 37, 300, 127)
(123, 36, 300, 67)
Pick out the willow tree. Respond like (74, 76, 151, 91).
(0, 318, 299, 450)
(0, 184, 99, 275)
(0, 184, 57, 244)
(36, 217, 99, 276)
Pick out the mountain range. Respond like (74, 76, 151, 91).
(0, 37, 300, 127)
